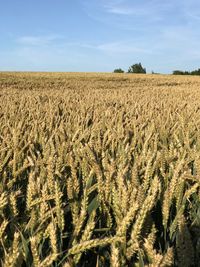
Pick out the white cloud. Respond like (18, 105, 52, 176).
(81, 0, 183, 31)
(103, 1, 158, 16)
(16, 35, 62, 46)
(57, 40, 154, 55)
(106, 6, 147, 16)
(96, 42, 153, 54)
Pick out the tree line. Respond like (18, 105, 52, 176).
(114, 63, 200, 76)
(172, 68, 200, 75)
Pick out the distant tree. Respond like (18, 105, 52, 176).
(128, 63, 146, 74)
(114, 68, 124, 73)
(173, 70, 185, 75)
(173, 68, 200, 76)
(191, 68, 200, 75)
(184, 71, 190, 75)
(151, 71, 160, 75)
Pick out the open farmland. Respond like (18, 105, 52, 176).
(0, 72, 200, 266)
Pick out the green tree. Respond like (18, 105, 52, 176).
(191, 68, 200, 75)
(172, 68, 200, 76)
(128, 63, 146, 74)
(172, 70, 185, 75)
(113, 68, 124, 73)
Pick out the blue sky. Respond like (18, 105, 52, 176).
(1, 0, 200, 73)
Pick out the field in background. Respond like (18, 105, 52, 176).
(0, 72, 200, 266)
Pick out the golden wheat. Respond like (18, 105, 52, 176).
(0, 72, 199, 266)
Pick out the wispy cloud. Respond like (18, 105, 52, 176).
(82, 0, 187, 33)
(96, 42, 153, 54)
(16, 35, 62, 46)
(105, 6, 142, 15)
(103, 1, 159, 16)
(16, 35, 152, 55)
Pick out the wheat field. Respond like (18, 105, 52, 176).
(0, 72, 200, 266)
